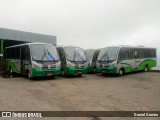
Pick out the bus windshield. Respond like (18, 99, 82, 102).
(64, 47, 86, 62)
(85, 49, 95, 61)
(30, 44, 59, 61)
(98, 47, 119, 62)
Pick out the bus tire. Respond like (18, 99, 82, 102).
(144, 65, 148, 72)
(27, 71, 32, 80)
(9, 68, 13, 78)
(78, 74, 82, 77)
(102, 73, 106, 76)
(61, 70, 65, 76)
(119, 68, 124, 76)
(93, 67, 96, 73)
(51, 75, 55, 79)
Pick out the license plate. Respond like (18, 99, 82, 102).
(77, 72, 82, 74)
(102, 71, 106, 73)
(47, 73, 53, 76)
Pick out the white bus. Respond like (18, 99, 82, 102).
(4, 43, 61, 79)
(97, 46, 157, 76)
(85, 49, 101, 73)
(56, 46, 87, 76)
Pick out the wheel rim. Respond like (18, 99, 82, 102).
(93, 68, 96, 73)
(144, 66, 148, 72)
(10, 69, 12, 74)
(10, 69, 13, 78)
(61, 70, 65, 76)
(28, 72, 31, 78)
(119, 69, 123, 75)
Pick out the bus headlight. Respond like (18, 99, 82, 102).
(32, 61, 42, 69)
(96, 61, 100, 66)
(67, 61, 75, 68)
(56, 61, 61, 68)
(109, 61, 116, 66)
(85, 61, 90, 67)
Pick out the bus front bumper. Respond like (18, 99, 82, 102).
(83, 66, 92, 73)
(32, 68, 61, 77)
(84, 66, 101, 73)
(99, 66, 117, 74)
(67, 67, 85, 75)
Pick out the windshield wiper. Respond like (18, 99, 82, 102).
(73, 51, 76, 61)
(100, 51, 109, 61)
(41, 49, 47, 61)
(47, 50, 55, 61)
(75, 50, 85, 62)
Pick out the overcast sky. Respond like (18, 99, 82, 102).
(0, 0, 160, 60)
(0, 0, 160, 49)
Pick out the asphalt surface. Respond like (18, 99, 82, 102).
(0, 71, 159, 120)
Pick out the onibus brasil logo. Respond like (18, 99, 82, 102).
(2, 112, 42, 117)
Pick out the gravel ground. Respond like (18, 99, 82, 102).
(0, 71, 159, 120)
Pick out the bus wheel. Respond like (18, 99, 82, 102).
(61, 70, 65, 76)
(9, 69, 13, 78)
(93, 67, 96, 73)
(102, 73, 106, 76)
(119, 69, 124, 76)
(27, 71, 32, 80)
(144, 65, 148, 72)
(78, 74, 82, 77)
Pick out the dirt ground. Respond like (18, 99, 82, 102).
(0, 71, 159, 120)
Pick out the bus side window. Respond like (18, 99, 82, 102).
(56, 48, 62, 60)
(118, 48, 131, 62)
(135, 50, 137, 58)
(152, 49, 156, 58)
(25, 47, 31, 63)
(129, 49, 134, 59)
(61, 49, 66, 63)
(92, 50, 100, 63)
(118, 49, 125, 62)
(15, 47, 20, 59)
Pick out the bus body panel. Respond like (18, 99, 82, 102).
(117, 58, 156, 74)
(4, 43, 61, 78)
(97, 46, 157, 75)
(67, 67, 84, 75)
(56, 46, 87, 76)
(85, 49, 101, 73)
(32, 67, 61, 77)
(84, 65, 93, 73)
(5, 59, 21, 73)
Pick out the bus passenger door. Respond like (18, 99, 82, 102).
(130, 49, 137, 70)
(134, 49, 141, 70)
(118, 48, 137, 72)
(61, 50, 67, 72)
(57, 48, 67, 72)
(21, 46, 31, 74)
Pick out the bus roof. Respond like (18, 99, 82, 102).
(103, 45, 156, 49)
(5, 42, 54, 49)
(56, 46, 84, 49)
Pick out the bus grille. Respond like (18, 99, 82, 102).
(41, 66, 56, 70)
(100, 64, 109, 68)
(75, 64, 85, 68)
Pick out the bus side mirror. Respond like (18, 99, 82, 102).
(135, 51, 137, 57)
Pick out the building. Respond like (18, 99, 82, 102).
(0, 27, 57, 70)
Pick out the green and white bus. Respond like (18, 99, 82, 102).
(96, 46, 156, 76)
(56, 46, 87, 76)
(4, 43, 61, 79)
(85, 49, 101, 73)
